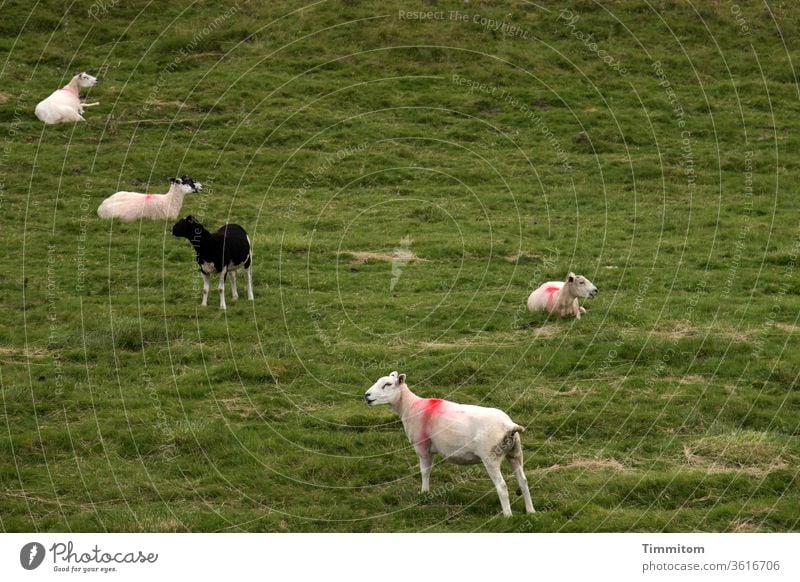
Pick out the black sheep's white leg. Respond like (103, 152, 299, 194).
(201, 271, 210, 307)
(218, 270, 227, 310)
(244, 241, 254, 301)
(229, 271, 239, 301)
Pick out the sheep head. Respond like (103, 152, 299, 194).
(169, 176, 203, 194)
(566, 272, 598, 298)
(364, 371, 406, 406)
(171, 215, 203, 239)
(75, 72, 98, 88)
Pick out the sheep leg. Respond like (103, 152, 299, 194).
(507, 454, 535, 514)
(218, 271, 227, 310)
(482, 457, 512, 517)
(229, 271, 239, 300)
(415, 445, 433, 493)
(246, 267, 254, 301)
(201, 271, 210, 307)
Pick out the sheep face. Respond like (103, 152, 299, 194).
(566, 272, 598, 298)
(170, 176, 203, 194)
(171, 215, 202, 239)
(76, 72, 98, 88)
(364, 371, 406, 406)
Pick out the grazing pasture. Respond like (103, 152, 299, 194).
(0, 1, 798, 532)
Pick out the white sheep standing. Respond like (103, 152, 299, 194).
(34, 72, 99, 124)
(97, 176, 203, 222)
(364, 371, 535, 517)
(527, 271, 598, 319)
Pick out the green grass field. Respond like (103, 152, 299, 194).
(1, 0, 799, 532)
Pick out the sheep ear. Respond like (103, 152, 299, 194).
(389, 371, 398, 378)
(567, 272, 576, 282)
(397, 373, 406, 385)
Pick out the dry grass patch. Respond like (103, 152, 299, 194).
(533, 385, 583, 397)
(775, 323, 800, 334)
(678, 374, 706, 385)
(534, 457, 626, 474)
(683, 430, 792, 476)
(342, 250, 429, 264)
(218, 396, 258, 419)
(533, 324, 561, 338)
(505, 252, 533, 263)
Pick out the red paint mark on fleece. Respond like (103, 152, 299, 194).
(545, 285, 559, 307)
(418, 398, 444, 448)
(144, 194, 155, 201)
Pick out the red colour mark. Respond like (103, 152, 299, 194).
(419, 398, 444, 448)
(545, 285, 560, 307)
(423, 398, 444, 417)
(144, 194, 154, 201)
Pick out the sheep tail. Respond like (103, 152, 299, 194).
(493, 425, 525, 457)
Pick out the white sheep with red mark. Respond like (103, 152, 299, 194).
(97, 176, 202, 222)
(364, 371, 534, 517)
(527, 271, 598, 319)
(35, 72, 99, 124)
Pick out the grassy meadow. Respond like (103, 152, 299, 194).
(0, 0, 799, 532)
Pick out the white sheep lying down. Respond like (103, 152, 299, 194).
(365, 371, 534, 516)
(34, 72, 99, 124)
(97, 176, 202, 222)
(527, 271, 598, 319)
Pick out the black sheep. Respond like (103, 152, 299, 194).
(172, 215, 253, 309)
